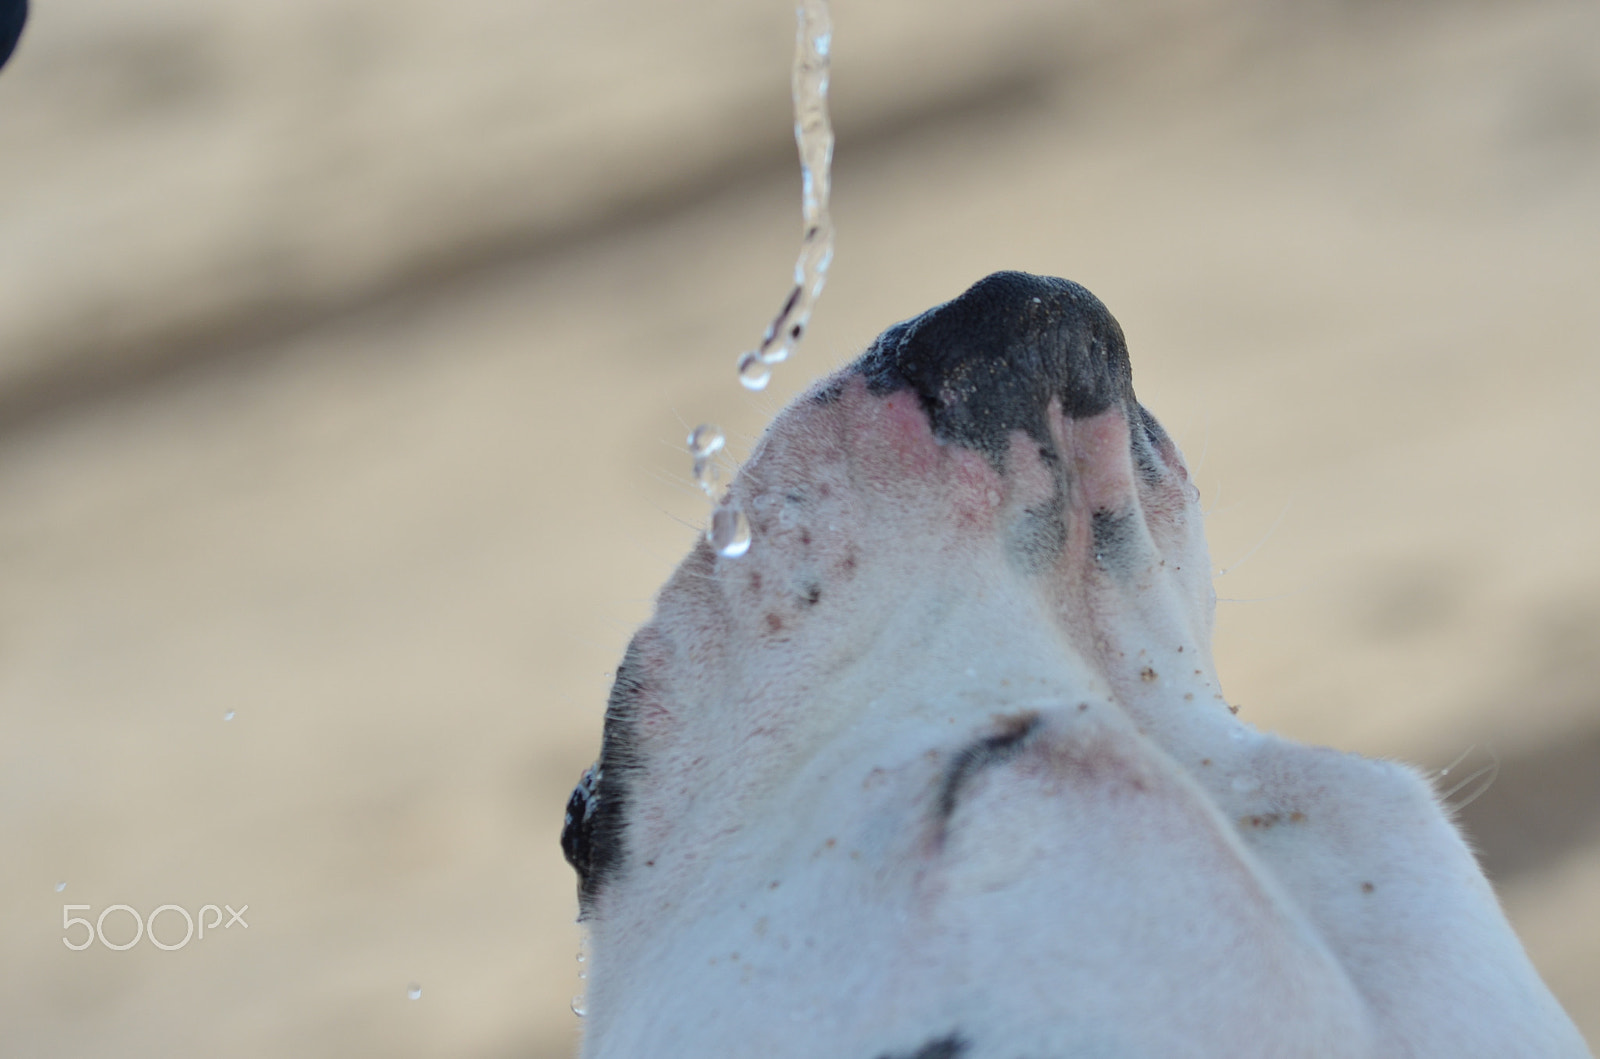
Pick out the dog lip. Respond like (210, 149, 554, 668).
(853, 271, 1135, 465)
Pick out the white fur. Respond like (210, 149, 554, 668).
(574, 370, 1590, 1058)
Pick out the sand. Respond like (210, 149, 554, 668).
(0, 0, 1596, 1054)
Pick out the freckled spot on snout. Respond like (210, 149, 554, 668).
(766, 613, 784, 633)
(1140, 667, 1157, 682)
(803, 583, 822, 606)
(1362, 881, 1376, 894)
(1243, 813, 1283, 829)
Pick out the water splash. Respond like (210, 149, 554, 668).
(406, 983, 422, 1001)
(54, 881, 66, 893)
(689, 0, 835, 558)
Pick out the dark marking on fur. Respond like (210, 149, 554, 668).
(803, 582, 823, 606)
(1005, 442, 1070, 573)
(937, 712, 1043, 825)
(874, 1032, 969, 1059)
(1007, 499, 1067, 574)
(855, 272, 1134, 468)
(562, 638, 648, 917)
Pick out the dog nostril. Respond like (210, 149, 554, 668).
(856, 271, 1135, 465)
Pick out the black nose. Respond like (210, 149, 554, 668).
(855, 271, 1134, 463)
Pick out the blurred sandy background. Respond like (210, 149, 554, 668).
(0, 0, 1596, 1054)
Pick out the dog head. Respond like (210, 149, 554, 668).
(558, 272, 1585, 1058)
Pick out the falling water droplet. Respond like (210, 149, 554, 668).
(54, 881, 66, 893)
(692, 456, 722, 498)
(688, 424, 725, 458)
(571, 995, 587, 1018)
(731, 1, 836, 392)
(686, 3, 836, 558)
(223, 710, 235, 721)
(407, 984, 422, 1000)
(738, 352, 772, 391)
(689, 426, 728, 497)
(710, 505, 752, 558)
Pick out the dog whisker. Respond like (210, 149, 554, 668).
(1440, 748, 1502, 810)
(1429, 745, 1477, 783)
(1215, 495, 1294, 578)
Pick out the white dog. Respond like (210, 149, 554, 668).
(562, 272, 1590, 1058)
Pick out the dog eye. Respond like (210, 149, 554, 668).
(561, 764, 601, 886)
